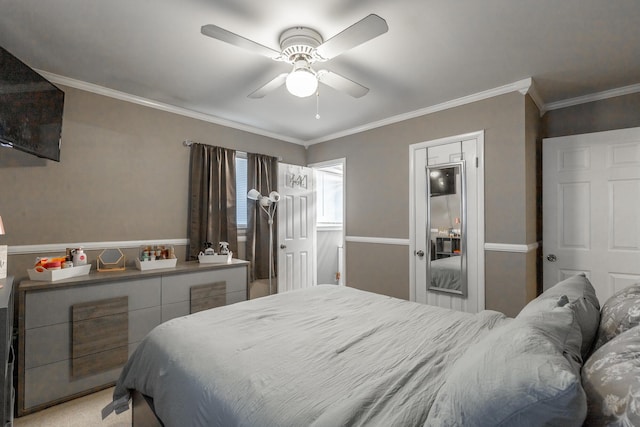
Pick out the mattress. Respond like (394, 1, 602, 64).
(113, 285, 508, 426)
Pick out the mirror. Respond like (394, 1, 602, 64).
(427, 161, 467, 296)
(97, 248, 126, 272)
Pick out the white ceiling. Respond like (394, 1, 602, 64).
(1, 0, 639, 145)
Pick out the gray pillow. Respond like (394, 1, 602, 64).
(427, 307, 586, 427)
(518, 274, 600, 359)
(582, 326, 640, 426)
(593, 283, 640, 351)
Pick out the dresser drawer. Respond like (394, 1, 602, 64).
(25, 306, 160, 369)
(23, 343, 139, 410)
(25, 277, 161, 329)
(161, 267, 246, 305)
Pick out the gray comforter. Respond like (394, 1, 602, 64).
(430, 256, 461, 290)
(113, 285, 508, 426)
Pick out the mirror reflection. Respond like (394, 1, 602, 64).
(427, 161, 467, 296)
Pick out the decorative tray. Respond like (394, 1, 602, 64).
(135, 258, 178, 271)
(198, 252, 232, 264)
(27, 264, 92, 282)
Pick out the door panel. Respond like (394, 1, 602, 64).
(278, 163, 315, 292)
(543, 127, 640, 303)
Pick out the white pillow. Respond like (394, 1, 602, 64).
(427, 307, 587, 426)
(518, 274, 600, 359)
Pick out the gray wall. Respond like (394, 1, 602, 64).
(1, 85, 306, 283)
(542, 92, 640, 138)
(6, 80, 634, 315)
(307, 92, 539, 314)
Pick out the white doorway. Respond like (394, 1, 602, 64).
(310, 159, 346, 286)
(542, 127, 640, 303)
(410, 131, 485, 313)
(277, 163, 316, 292)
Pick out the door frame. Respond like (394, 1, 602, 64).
(409, 131, 485, 308)
(308, 158, 346, 286)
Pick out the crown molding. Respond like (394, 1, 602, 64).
(305, 78, 535, 145)
(543, 82, 640, 114)
(36, 70, 306, 146)
(37, 70, 537, 148)
(36, 70, 640, 147)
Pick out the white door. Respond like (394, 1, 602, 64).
(278, 163, 316, 292)
(543, 127, 640, 303)
(410, 131, 485, 313)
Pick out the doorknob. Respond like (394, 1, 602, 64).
(546, 254, 557, 262)
(280, 244, 287, 249)
(415, 250, 425, 258)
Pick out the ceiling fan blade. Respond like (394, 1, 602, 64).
(201, 24, 281, 59)
(248, 73, 288, 98)
(317, 70, 369, 98)
(316, 14, 388, 60)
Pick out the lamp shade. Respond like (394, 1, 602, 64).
(286, 68, 318, 98)
(268, 191, 281, 203)
(247, 189, 261, 200)
(0, 216, 4, 235)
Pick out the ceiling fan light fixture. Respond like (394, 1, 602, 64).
(286, 59, 318, 97)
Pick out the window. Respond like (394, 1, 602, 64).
(236, 155, 248, 228)
(316, 168, 343, 226)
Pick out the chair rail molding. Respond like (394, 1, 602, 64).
(9, 239, 189, 255)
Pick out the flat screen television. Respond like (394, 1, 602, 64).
(0, 46, 64, 162)
(429, 167, 456, 197)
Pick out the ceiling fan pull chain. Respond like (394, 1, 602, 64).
(316, 90, 321, 120)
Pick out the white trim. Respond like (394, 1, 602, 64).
(39, 69, 534, 147)
(542, 83, 640, 115)
(39, 70, 640, 146)
(37, 70, 305, 146)
(309, 158, 347, 286)
(9, 239, 189, 255)
(524, 80, 545, 113)
(484, 242, 539, 253)
(317, 225, 343, 232)
(476, 135, 486, 311)
(305, 79, 532, 145)
(345, 236, 410, 246)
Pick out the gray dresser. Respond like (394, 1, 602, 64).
(17, 261, 248, 416)
(0, 277, 14, 427)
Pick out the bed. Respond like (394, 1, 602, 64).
(109, 275, 640, 427)
(430, 256, 461, 291)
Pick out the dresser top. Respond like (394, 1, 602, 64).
(19, 260, 249, 292)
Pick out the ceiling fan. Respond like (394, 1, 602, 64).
(200, 14, 388, 99)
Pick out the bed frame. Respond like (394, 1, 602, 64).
(131, 389, 164, 427)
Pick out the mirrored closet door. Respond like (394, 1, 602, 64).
(410, 132, 484, 313)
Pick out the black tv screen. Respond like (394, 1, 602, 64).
(429, 167, 456, 196)
(0, 46, 64, 162)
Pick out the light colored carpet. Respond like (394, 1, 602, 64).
(14, 387, 130, 427)
(249, 278, 272, 299)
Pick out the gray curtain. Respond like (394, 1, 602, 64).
(188, 143, 238, 260)
(246, 153, 278, 283)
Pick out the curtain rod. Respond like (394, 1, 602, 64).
(182, 140, 283, 161)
